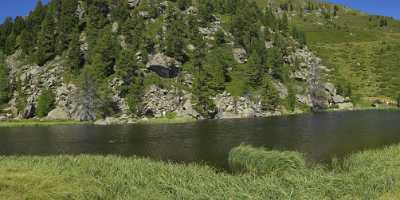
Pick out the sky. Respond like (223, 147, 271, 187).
(327, 0, 400, 20)
(0, 0, 399, 23)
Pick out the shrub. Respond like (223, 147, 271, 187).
(36, 89, 55, 118)
(165, 112, 177, 119)
(229, 145, 305, 175)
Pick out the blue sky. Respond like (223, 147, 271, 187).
(0, 0, 49, 23)
(0, 0, 399, 23)
(327, 0, 400, 20)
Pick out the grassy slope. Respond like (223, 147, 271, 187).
(294, 6, 400, 102)
(2, 145, 400, 199)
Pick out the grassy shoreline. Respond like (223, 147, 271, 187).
(1, 144, 400, 199)
(0, 119, 90, 127)
(0, 107, 398, 127)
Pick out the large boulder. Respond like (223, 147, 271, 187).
(146, 53, 180, 78)
(46, 108, 70, 120)
(127, 0, 140, 7)
(232, 48, 247, 64)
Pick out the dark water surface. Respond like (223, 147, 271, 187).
(1, 110, 400, 168)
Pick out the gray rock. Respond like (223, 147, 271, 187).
(232, 48, 247, 64)
(324, 83, 336, 96)
(338, 102, 354, 110)
(332, 95, 345, 104)
(46, 108, 70, 120)
(296, 94, 313, 107)
(94, 117, 123, 125)
(128, 0, 140, 7)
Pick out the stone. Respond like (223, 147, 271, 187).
(272, 80, 288, 98)
(94, 117, 122, 125)
(46, 108, 70, 120)
(332, 95, 345, 104)
(338, 102, 354, 110)
(296, 94, 313, 107)
(324, 83, 336, 96)
(147, 53, 179, 68)
(112, 22, 119, 33)
(232, 48, 247, 64)
(127, 0, 140, 7)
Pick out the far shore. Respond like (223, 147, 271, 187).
(0, 106, 398, 128)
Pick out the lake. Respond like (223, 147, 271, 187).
(0, 110, 399, 169)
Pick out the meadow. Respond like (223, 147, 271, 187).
(1, 144, 400, 199)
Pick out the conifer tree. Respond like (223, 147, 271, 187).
(164, 7, 186, 62)
(67, 29, 83, 73)
(261, 77, 280, 111)
(36, 13, 56, 66)
(36, 89, 55, 117)
(0, 52, 9, 105)
(19, 30, 34, 56)
(56, 0, 79, 54)
(90, 26, 116, 78)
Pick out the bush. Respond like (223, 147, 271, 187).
(36, 89, 55, 118)
(229, 145, 305, 175)
(165, 112, 177, 119)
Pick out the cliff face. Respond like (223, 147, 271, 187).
(0, 0, 365, 122)
(2, 45, 351, 122)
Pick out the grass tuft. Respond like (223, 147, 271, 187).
(229, 145, 305, 175)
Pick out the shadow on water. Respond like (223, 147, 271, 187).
(1, 110, 400, 170)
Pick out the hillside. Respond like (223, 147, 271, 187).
(0, 0, 398, 122)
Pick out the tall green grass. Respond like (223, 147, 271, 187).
(229, 145, 305, 175)
(1, 145, 400, 199)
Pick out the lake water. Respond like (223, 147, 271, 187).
(0, 110, 399, 169)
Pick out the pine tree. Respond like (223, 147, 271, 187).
(56, 0, 79, 54)
(19, 30, 34, 56)
(192, 71, 217, 118)
(90, 26, 116, 78)
(164, 7, 186, 62)
(122, 12, 145, 50)
(4, 32, 16, 55)
(116, 48, 140, 95)
(67, 30, 83, 73)
(397, 94, 400, 108)
(269, 47, 284, 81)
(177, 0, 191, 11)
(36, 13, 56, 66)
(279, 13, 289, 34)
(36, 89, 55, 117)
(126, 77, 144, 116)
(86, 0, 109, 52)
(261, 77, 280, 111)
(287, 84, 296, 112)
(0, 52, 9, 105)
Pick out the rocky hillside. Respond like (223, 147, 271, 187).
(0, 0, 397, 122)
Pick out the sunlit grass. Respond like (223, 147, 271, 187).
(1, 144, 400, 199)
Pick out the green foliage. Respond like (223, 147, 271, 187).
(287, 84, 296, 112)
(126, 78, 144, 116)
(0, 52, 9, 105)
(36, 13, 56, 66)
(291, 26, 307, 47)
(116, 48, 141, 95)
(229, 145, 305, 175)
(164, 6, 186, 62)
(55, 0, 79, 54)
(165, 111, 177, 119)
(36, 89, 55, 118)
(176, 0, 191, 11)
(397, 94, 400, 108)
(261, 77, 280, 111)
(67, 30, 83, 73)
(90, 26, 117, 78)
(192, 71, 217, 118)
(3, 144, 400, 199)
